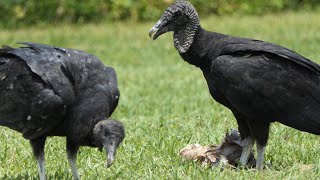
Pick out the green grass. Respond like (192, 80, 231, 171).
(0, 12, 320, 179)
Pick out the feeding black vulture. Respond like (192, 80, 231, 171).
(149, 0, 320, 170)
(0, 43, 125, 179)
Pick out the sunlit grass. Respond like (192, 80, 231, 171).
(0, 11, 319, 179)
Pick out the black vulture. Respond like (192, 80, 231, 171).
(0, 43, 125, 179)
(149, 0, 320, 170)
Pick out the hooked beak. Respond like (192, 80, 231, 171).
(148, 26, 159, 40)
(149, 20, 167, 40)
(105, 144, 117, 168)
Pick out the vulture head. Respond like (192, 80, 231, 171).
(149, 0, 200, 53)
(92, 119, 125, 167)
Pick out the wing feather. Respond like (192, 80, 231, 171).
(219, 38, 320, 73)
(211, 53, 320, 134)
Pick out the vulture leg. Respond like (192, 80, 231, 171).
(67, 140, 80, 180)
(30, 137, 47, 180)
(251, 120, 270, 170)
(239, 137, 254, 166)
(256, 143, 266, 170)
(233, 112, 254, 167)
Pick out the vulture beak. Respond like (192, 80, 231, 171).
(149, 20, 167, 40)
(104, 143, 117, 167)
(148, 26, 158, 40)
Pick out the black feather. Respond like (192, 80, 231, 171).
(0, 42, 122, 139)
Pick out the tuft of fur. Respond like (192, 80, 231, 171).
(179, 130, 256, 168)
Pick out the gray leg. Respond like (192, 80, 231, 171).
(256, 144, 266, 170)
(67, 140, 80, 180)
(239, 137, 254, 166)
(67, 152, 80, 180)
(37, 153, 45, 180)
(30, 137, 46, 180)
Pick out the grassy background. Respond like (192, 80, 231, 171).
(1, 0, 319, 28)
(0, 12, 320, 179)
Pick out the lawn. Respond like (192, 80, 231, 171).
(0, 12, 320, 179)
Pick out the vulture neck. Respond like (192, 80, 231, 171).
(173, 16, 200, 54)
(179, 27, 222, 70)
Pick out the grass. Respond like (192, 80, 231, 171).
(0, 11, 320, 179)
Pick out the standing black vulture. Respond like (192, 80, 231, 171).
(149, 0, 320, 170)
(0, 43, 125, 179)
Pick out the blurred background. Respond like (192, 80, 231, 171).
(0, 0, 319, 28)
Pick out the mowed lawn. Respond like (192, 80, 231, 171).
(0, 12, 320, 179)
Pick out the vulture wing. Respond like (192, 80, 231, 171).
(220, 38, 320, 73)
(211, 40, 320, 134)
(0, 43, 76, 139)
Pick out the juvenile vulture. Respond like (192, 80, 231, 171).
(149, 0, 320, 169)
(0, 43, 125, 179)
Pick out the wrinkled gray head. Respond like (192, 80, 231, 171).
(92, 119, 125, 167)
(149, 0, 200, 53)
